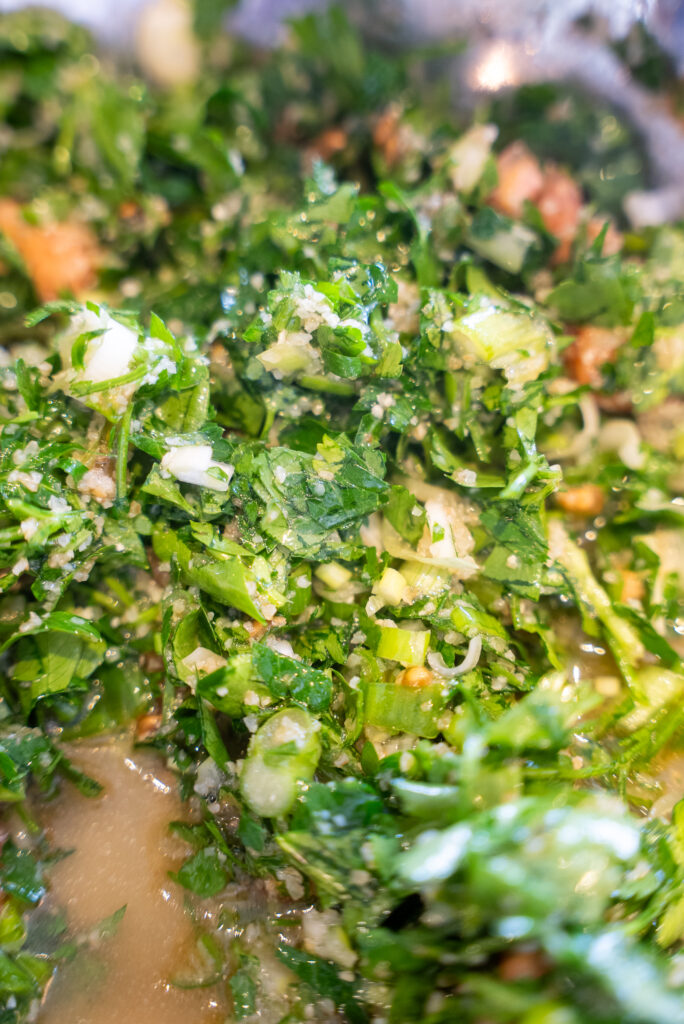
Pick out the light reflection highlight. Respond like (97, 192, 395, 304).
(470, 41, 520, 92)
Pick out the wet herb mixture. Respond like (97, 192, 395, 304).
(1, 5, 684, 1023)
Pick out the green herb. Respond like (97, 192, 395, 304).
(0, 4, 683, 1022)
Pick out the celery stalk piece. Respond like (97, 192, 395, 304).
(364, 680, 447, 738)
(452, 299, 554, 384)
(240, 708, 322, 818)
(372, 568, 408, 606)
(376, 625, 431, 666)
(314, 562, 353, 590)
(548, 519, 644, 683)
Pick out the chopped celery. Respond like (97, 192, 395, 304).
(364, 679, 447, 738)
(549, 520, 644, 683)
(452, 298, 553, 384)
(240, 708, 322, 817)
(447, 123, 498, 193)
(314, 562, 353, 589)
(376, 624, 430, 666)
(4, 11, 684, 1023)
(620, 666, 684, 730)
(400, 560, 451, 597)
(371, 568, 407, 606)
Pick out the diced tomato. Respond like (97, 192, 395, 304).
(489, 141, 544, 219)
(536, 166, 582, 263)
(564, 325, 622, 388)
(0, 199, 100, 301)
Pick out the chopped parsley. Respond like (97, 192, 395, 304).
(0, 5, 684, 1023)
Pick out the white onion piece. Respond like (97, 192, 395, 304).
(161, 444, 234, 492)
(565, 395, 600, 460)
(428, 636, 483, 679)
(136, 0, 200, 88)
(381, 519, 479, 577)
(597, 418, 646, 471)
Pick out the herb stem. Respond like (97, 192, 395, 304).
(104, 574, 135, 607)
(499, 457, 541, 500)
(0, 526, 23, 543)
(299, 375, 356, 396)
(115, 403, 134, 505)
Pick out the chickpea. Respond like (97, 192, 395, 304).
(397, 665, 433, 688)
(556, 484, 605, 517)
